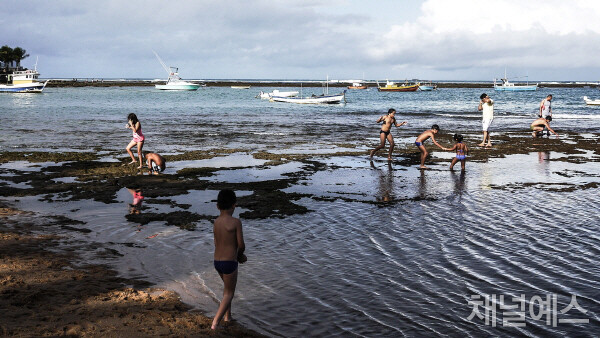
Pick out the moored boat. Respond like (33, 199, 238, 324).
(270, 90, 346, 104)
(419, 81, 437, 91)
(493, 69, 537, 91)
(348, 82, 367, 90)
(0, 68, 48, 93)
(583, 96, 600, 105)
(257, 89, 299, 99)
(231, 85, 251, 89)
(153, 51, 199, 91)
(377, 80, 419, 92)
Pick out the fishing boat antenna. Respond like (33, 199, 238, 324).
(152, 50, 171, 75)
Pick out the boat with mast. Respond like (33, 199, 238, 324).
(494, 69, 537, 91)
(0, 57, 48, 93)
(270, 77, 346, 104)
(153, 51, 200, 91)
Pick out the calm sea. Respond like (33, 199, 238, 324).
(1, 86, 599, 336)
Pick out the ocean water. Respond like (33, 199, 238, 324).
(2, 86, 600, 336)
(1, 86, 600, 154)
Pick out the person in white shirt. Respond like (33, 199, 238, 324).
(477, 93, 494, 147)
(539, 94, 552, 118)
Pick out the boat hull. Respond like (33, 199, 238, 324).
(378, 84, 419, 92)
(0, 81, 47, 93)
(419, 85, 436, 91)
(270, 92, 346, 104)
(494, 85, 537, 91)
(155, 84, 199, 91)
(348, 85, 367, 89)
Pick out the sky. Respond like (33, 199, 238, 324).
(3, 0, 600, 81)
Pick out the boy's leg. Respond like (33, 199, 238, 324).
(418, 145, 428, 168)
(386, 134, 395, 160)
(211, 270, 238, 329)
(370, 133, 387, 159)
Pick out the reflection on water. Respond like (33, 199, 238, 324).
(451, 170, 467, 199)
(371, 161, 394, 202)
(128, 188, 144, 215)
(537, 151, 551, 177)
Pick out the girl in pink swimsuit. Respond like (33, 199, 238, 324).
(125, 113, 145, 168)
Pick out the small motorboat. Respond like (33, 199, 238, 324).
(347, 82, 367, 90)
(231, 85, 251, 89)
(583, 96, 600, 105)
(419, 81, 437, 91)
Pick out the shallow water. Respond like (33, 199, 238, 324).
(2, 87, 600, 336)
(2, 86, 600, 155)
(7, 152, 600, 337)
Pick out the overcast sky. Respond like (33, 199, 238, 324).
(4, 0, 600, 81)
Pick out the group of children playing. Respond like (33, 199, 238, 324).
(369, 108, 469, 171)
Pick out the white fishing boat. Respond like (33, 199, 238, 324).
(494, 69, 537, 91)
(257, 89, 299, 99)
(270, 91, 346, 104)
(153, 51, 199, 91)
(231, 85, 251, 89)
(271, 77, 346, 104)
(583, 96, 600, 105)
(0, 59, 48, 93)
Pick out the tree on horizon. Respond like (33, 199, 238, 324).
(0, 46, 30, 70)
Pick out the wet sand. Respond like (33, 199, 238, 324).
(0, 202, 263, 337)
(0, 131, 598, 335)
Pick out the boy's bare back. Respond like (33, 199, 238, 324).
(213, 214, 243, 261)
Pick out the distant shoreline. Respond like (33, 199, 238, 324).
(43, 79, 600, 89)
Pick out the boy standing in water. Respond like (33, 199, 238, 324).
(369, 108, 407, 161)
(415, 124, 447, 169)
(212, 189, 246, 330)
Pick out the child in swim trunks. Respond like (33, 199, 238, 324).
(369, 108, 407, 161)
(415, 124, 448, 169)
(125, 113, 145, 169)
(212, 189, 246, 330)
(448, 134, 468, 171)
(145, 152, 166, 175)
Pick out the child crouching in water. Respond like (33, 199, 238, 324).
(448, 134, 468, 171)
(212, 189, 247, 330)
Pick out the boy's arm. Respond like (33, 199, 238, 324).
(546, 124, 558, 136)
(431, 135, 445, 149)
(236, 219, 246, 259)
(376, 115, 384, 123)
(478, 101, 483, 111)
(395, 121, 407, 127)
